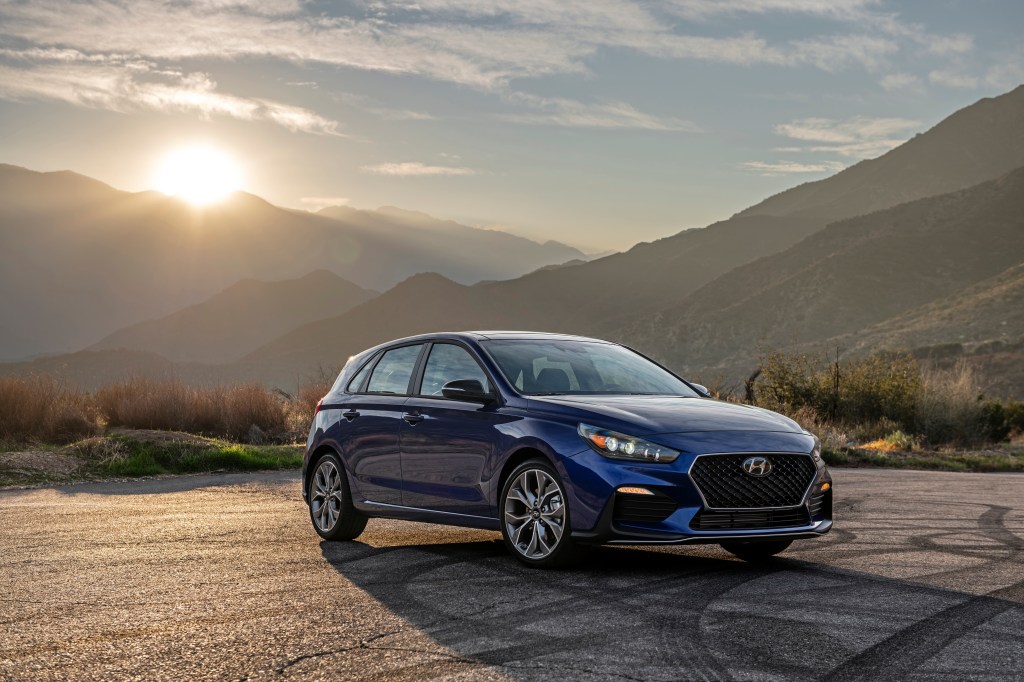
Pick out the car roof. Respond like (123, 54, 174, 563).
(375, 330, 614, 347)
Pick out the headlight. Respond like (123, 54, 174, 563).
(578, 423, 680, 463)
(809, 433, 823, 465)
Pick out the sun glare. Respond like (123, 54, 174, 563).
(151, 145, 243, 205)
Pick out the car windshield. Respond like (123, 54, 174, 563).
(481, 339, 699, 397)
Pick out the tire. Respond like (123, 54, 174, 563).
(500, 458, 585, 568)
(308, 452, 367, 541)
(720, 539, 793, 562)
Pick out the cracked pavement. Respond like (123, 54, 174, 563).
(1, 468, 1022, 680)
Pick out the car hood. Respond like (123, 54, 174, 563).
(528, 395, 803, 435)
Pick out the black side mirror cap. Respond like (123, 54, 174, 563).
(441, 379, 494, 403)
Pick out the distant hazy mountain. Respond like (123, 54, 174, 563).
(231, 87, 1024, 386)
(0, 167, 585, 359)
(89, 270, 376, 363)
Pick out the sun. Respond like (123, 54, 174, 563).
(151, 145, 244, 205)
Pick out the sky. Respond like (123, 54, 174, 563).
(0, 0, 1021, 251)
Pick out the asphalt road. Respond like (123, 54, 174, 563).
(1, 468, 1022, 681)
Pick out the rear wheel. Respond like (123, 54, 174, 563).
(309, 453, 367, 541)
(500, 459, 584, 568)
(720, 539, 792, 562)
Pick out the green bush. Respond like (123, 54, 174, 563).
(755, 350, 920, 428)
(752, 351, 1017, 448)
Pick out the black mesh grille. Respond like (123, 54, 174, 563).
(613, 491, 677, 523)
(691, 507, 810, 530)
(690, 454, 816, 508)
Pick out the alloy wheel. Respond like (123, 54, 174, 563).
(503, 468, 565, 560)
(311, 459, 342, 533)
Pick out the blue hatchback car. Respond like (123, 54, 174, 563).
(303, 331, 833, 567)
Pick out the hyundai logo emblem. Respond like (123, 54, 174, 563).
(742, 456, 773, 477)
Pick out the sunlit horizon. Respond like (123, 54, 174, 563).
(150, 145, 244, 206)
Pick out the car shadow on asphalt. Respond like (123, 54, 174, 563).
(319, 538, 1024, 681)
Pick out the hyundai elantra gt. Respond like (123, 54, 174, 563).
(302, 331, 833, 567)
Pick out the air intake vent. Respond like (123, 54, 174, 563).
(612, 491, 677, 523)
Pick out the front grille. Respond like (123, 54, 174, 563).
(691, 507, 810, 530)
(613, 491, 677, 523)
(690, 453, 816, 508)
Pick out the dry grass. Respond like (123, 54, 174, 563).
(94, 377, 289, 442)
(286, 381, 332, 436)
(0, 375, 98, 443)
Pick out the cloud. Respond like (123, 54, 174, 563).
(300, 196, 351, 209)
(739, 160, 847, 175)
(501, 93, 701, 132)
(0, 52, 340, 135)
(880, 72, 923, 92)
(665, 0, 881, 21)
(773, 116, 920, 158)
(0, 0, 989, 136)
(361, 162, 477, 176)
(0, 0, 976, 89)
(789, 34, 898, 71)
(928, 69, 979, 89)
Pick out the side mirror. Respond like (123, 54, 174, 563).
(691, 383, 711, 397)
(441, 379, 493, 403)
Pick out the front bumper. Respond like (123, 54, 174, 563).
(563, 445, 833, 546)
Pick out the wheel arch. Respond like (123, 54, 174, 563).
(497, 446, 555, 494)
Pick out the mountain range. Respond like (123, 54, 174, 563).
(0, 171, 583, 359)
(2, 85, 1022, 396)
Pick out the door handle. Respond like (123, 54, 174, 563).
(402, 413, 425, 425)
(342, 410, 360, 421)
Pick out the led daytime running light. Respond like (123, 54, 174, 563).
(578, 424, 680, 463)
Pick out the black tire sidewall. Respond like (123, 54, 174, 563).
(309, 451, 364, 541)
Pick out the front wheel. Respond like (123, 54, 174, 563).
(720, 539, 792, 562)
(500, 459, 585, 568)
(309, 452, 367, 541)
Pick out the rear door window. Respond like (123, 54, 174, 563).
(366, 345, 423, 395)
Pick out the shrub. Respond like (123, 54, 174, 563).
(0, 375, 98, 443)
(755, 350, 920, 428)
(839, 352, 920, 427)
(751, 350, 1020, 447)
(975, 399, 1024, 443)
(884, 430, 918, 451)
(914, 361, 985, 446)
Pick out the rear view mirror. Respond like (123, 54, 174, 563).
(441, 379, 493, 403)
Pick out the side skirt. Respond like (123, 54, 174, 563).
(358, 500, 501, 532)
